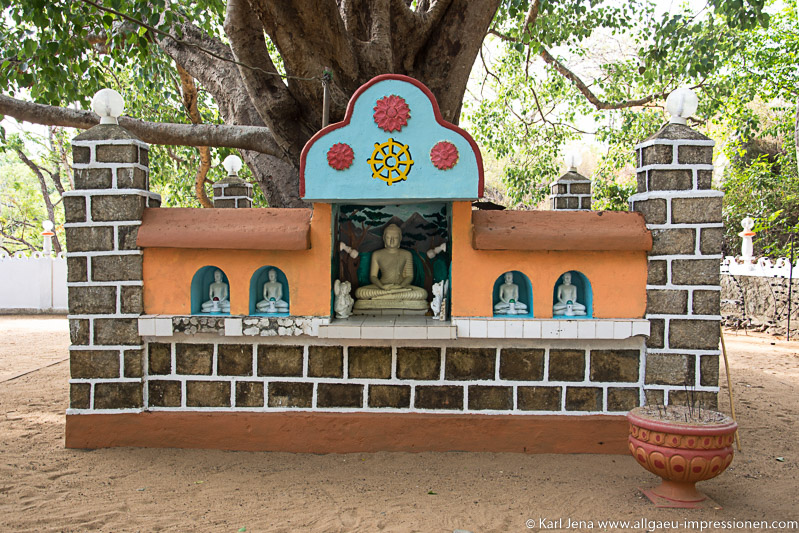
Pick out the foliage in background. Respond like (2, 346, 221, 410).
(0, 148, 64, 253)
(467, 0, 776, 210)
(722, 110, 798, 258)
(0, 0, 265, 211)
(1, 0, 790, 257)
(466, 49, 582, 207)
(716, 1, 798, 258)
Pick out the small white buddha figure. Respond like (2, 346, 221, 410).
(256, 268, 289, 313)
(552, 272, 586, 316)
(201, 269, 231, 313)
(494, 271, 528, 315)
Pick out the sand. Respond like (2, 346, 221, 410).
(1, 316, 797, 532)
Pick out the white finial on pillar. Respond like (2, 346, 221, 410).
(222, 155, 243, 177)
(666, 87, 698, 125)
(565, 151, 582, 172)
(41, 220, 55, 256)
(739, 216, 756, 268)
(91, 89, 125, 125)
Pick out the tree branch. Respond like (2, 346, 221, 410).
(78, 0, 320, 82)
(523, 0, 541, 35)
(539, 48, 667, 110)
(14, 150, 62, 253)
(165, 146, 187, 164)
(224, 0, 311, 160)
(176, 64, 213, 208)
(0, 227, 37, 253)
(0, 94, 283, 156)
(46, 127, 68, 196)
(154, 20, 303, 207)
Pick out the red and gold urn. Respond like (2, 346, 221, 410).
(627, 406, 738, 508)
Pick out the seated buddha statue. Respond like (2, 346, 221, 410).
(552, 272, 586, 316)
(256, 268, 289, 313)
(494, 271, 528, 314)
(353, 224, 428, 312)
(201, 269, 231, 313)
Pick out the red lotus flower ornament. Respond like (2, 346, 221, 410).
(430, 141, 459, 170)
(327, 143, 354, 170)
(373, 95, 411, 132)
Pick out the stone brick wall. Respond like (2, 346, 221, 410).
(550, 170, 592, 210)
(212, 177, 253, 208)
(130, 337, 647, 414)
(64, 124, 160, 412)
(629, 123, 722, 408)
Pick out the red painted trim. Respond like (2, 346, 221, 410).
(66, 412, 627, 454)
(300, 74, 484, 198)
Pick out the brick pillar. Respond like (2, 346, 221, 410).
(550, 170, 592, 210)
(629, 123, 722, 408)
(63, 121, 160, 412)
(213, 177, 252, 208)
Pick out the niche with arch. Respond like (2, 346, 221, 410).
(191, 266, 231, 315)
(552, 270, 593, 318)
(492, 270, 533, 317)
(250, 266, 290, 316)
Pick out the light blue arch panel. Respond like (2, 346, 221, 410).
(191, 266, 230, 315)
(492, 271, 533, 318)
(301, 75, 483, 202)
(249, 266, 290, 316)
(552, 271, 593, 318)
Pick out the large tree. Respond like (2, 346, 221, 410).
(0, 0, 768, 207)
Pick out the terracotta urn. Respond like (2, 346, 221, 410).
(627, 405, 738, 508)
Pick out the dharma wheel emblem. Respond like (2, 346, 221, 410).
(367, 138, 414, 186)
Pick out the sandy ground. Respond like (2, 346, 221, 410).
(0, 316, 797, 533)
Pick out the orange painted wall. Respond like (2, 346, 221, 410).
(450, 201, 647, 318)
(142, 203, 332, 316)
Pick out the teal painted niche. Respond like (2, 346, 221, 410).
(492, 271, 533, 318)
(552, 271, 593, 318)
(337, 202, 450, 301)
(250, 266, 290, 316)
(191, 266, 231, 315)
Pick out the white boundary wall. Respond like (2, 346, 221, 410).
(722, 256, 798, 278)
(0, 251, 68, 313)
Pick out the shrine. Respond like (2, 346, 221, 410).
(64, 75, 723, 453)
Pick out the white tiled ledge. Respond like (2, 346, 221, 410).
(319, 317, 456, 340)
(138, 315, 649, 341)
(138, 315, 330, 338)
(452, 318, 650, 340)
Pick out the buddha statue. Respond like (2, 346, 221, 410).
(201, 269, 231, 313)
(256, 268, 289, 313)
(353, 224, 428, 313)
(494, 271, 528, 315)
(552, 272, 586, 316)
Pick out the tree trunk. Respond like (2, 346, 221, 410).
(2, 1, 502, 208)
(157, 0, 500, 207)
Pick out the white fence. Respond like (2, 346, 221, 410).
(0, 251, 68, 313)
(721, 256, 798, 278)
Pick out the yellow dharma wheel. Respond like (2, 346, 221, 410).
(367, 138, 414, 186)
